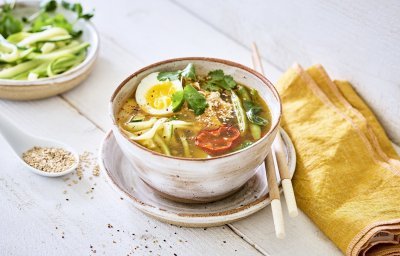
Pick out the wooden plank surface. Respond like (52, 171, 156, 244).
(0, 99, 262, 256)
(173, 0, 400, 144)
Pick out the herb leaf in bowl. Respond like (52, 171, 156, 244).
(202, 69, 237, 91)
(61, 1, 94, 20)
(31, 13, 74, 34)
(243, 100, 269, 126)
(183, 84, 208, 115)
(181, 63, 196, 80)
(158, 63, 197, 82)
(41, 0, 57, 12)
(0, 3, 24, 38)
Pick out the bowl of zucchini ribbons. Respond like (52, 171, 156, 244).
(110, 58, 282, 203)
(0, 0, 98, 100)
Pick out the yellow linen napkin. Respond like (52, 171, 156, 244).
(276, 64, 400, 256)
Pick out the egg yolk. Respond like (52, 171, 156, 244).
(145, 82, 176, 110)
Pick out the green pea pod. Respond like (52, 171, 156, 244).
(231, 90, 248, 134)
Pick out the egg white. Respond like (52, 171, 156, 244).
(135, 72, 183, 116)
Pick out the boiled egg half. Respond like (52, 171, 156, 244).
(135, 72, 183, 116)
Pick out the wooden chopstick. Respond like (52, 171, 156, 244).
(251, 43, 285, 239)
(252, 42, 299, 217)
(273, 135, 298, 217)
(264, 153, 285, 239)
(251, 42, 299, 218)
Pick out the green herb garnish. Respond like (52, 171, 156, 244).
(171, 90, 184, 112)
(61, 1, 94, 20)
(157, 63, 196, 81)
(242, 100, 268, 126)
(183, 84, 207, 115)
(31, 13, 74, 33)
(0, 3, 24, 38)
(41, 0, 58, 12)
(30, 1, 93, 37)
(235, 140, 253, 150)
(181, 63, 196, 80)
(157, 70, 181, 81)
(202, 69, 237, 91)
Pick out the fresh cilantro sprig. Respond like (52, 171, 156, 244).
(157, 70, 181, 81)
(183, 84, 207, 115)
(201, 69, 236, 91)
(61, 1, 94, 20)
(181, 63, 196, 80)
(31, 13, 73, 33)
(27, 0, 94, 37)
(159, 63, 206, 115)
(41, 0, 58, 12)
(157, 63, 196, 81)
(171, 84, 208, 115)
(23, 0, 59, 24)
(0, 3, 23, 38)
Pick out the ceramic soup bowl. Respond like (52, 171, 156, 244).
(110, 58, 281, 203)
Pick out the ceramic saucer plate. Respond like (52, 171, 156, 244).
(100, 128, 296, 228)
(0, 1, 99, 101)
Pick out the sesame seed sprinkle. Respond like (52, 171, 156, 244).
(22, 146, 75, 173)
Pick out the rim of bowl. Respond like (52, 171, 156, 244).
(110, 57, 282, 161)
(0, 1, 99, 87)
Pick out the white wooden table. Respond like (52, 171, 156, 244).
(1, 1, 399, 255)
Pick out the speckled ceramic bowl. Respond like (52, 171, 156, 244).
(110, 58, 281, 203)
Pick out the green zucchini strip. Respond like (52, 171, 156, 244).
(0, 59, 42, 79)
(17, 27, 69, 47)
(231, 90, 248, 134)
(125, 117, 157, 132)
(177, 130, 191, 157)
(154, 134, 171, 156)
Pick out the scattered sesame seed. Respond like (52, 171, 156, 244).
(92, 164, 100, 176)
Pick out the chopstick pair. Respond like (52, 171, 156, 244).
(251, 43, 298, 239)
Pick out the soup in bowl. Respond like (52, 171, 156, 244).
(110, 58, 281, 203)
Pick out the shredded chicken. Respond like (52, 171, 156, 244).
(196, 91, 234, 128)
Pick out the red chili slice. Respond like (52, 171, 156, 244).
(195, 126, 241, 155)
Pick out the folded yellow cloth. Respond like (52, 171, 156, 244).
(276, 64, 400, 256)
